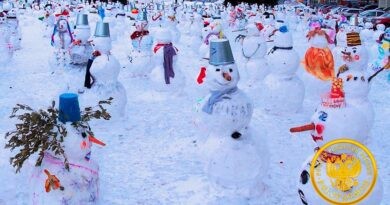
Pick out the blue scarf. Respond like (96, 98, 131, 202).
(202, 86, 238, 114)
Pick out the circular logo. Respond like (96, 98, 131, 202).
(310, 139, 377, 205)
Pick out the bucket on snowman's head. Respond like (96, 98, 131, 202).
(76, 13, 89, 27)
(58, 93, 81, 123)
(209, 39, 235, 66)
(94, 21, 110, 37)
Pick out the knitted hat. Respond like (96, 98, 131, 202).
(346, 32, 361, 46)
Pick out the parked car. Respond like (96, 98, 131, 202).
(343, 8, 362, 19)
(360, 4, 378, 11)
(371, 13, 390, 27)
(358, 9, 385, 24)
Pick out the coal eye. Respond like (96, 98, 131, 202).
(82, 132, 87, 138)
(229, 68, 233, 72)
(216, 68, 220, 72)
(353, 50, 356, 53)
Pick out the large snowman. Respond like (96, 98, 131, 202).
(125, 9, 154, 77)
(239, 23, 268, 88)
(258, 26, 305, 114)
(31, 93, 105, 205)
(81, 22, 127, 119)
(0, 11, 13, 66)
(69, 13, 93, 66)
(150, 27, 184, 92)
(290, 79, 383, 205)
(196, 39, 269, 202)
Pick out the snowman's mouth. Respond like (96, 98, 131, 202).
(85, 151, 91, 161)
(311, 134, 323, 142)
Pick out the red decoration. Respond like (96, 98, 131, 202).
(130, 30, 149, 40)
(197, 67, 207, 84)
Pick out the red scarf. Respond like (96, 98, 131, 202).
(130, 30, 149, 40)
(154, 43, 178, 53)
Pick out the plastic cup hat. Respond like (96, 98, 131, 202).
(94, 21, 110, 37)
(209, 39, 235, 66)
(76, 13, 89, 27)
(58, 93, 81, 123)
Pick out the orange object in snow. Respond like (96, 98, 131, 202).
(44, 169, 64, 193)
(303, 47, 335, 81)
(89, 136, 106, 146)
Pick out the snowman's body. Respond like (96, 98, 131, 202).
(297, 153, 383, 205)
(188, 15, 203, 54)
(239, 24, 268, 88)
(82, 37, 127, 119)
(31, 124, 100, 205)
(126, 21, 154, 77)
(259, 27, 304, 114)
(150, 28, 184, 91)
(70, 26, 93, 65)
(0, 14, 13, 66)
(206, 128, 269, 199)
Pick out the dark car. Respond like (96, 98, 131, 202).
(371, 13, 390, 27)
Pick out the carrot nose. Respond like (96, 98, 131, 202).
(223, 72, 232, 81)
(290, 123, 315, 133)
(89, 136, 106, 146)
(341, 51, 351, 56)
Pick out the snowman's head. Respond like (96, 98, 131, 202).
(210, 21, 223, 32)
(364, 22, 373, 29)
(246, 23, 260, 36)
(341, 45, 368, 70)
(307, 28, 330, 48)
(90, 36, 112, 54)
(202, 63, 240, 91)
(336, 29, 347, 47)
(156, 28, 172, 44)
(56, 17, 70, 32)
(74, 26, 91, 42)
(376, 24, 385, 31)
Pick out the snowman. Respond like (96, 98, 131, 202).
(31, 93, 105, 205)
(6, 8, 22, 51)
(0, 11, 13, 66)
(258, 26, 305, 114)
(50, 15, 74, 68)
(260, 11, 276, 42)
(369, 24, 386, 65)
(81, 22, 127, 119)
(239, 23, 268, 88)
(39, 3, 56, 37)
(301, 24, 335, 96)
(165, 7, 181, 44)
(196, 39, 269, 202)
(290, 79, 383, 205)
(331, 23, 348, 70)
(186, 11, 203, 54)
(150, 27, 184, 92)
(125, 9, 154, 77)
(69, 14, 93, 66)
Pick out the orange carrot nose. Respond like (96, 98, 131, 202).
(89, 136, 106, 146)
(290, 123, 315, 133)
(223, 72, 232, 81)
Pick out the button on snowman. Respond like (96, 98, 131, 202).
(126, 9, 154, 77)
(150, 27, 184, 92)
(0, 11, 13, 66)
(258, 26, 305, 114)
(70, 14, 93, 65)
(81, 22, 127, 119)
(290, 79, 383, 205)
(197, 39, 269, 202)
(32, 93, 105, 205)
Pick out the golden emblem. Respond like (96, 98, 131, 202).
(326, 154, 361, 192)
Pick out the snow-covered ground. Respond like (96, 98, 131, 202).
(0, 14, 389, 205)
